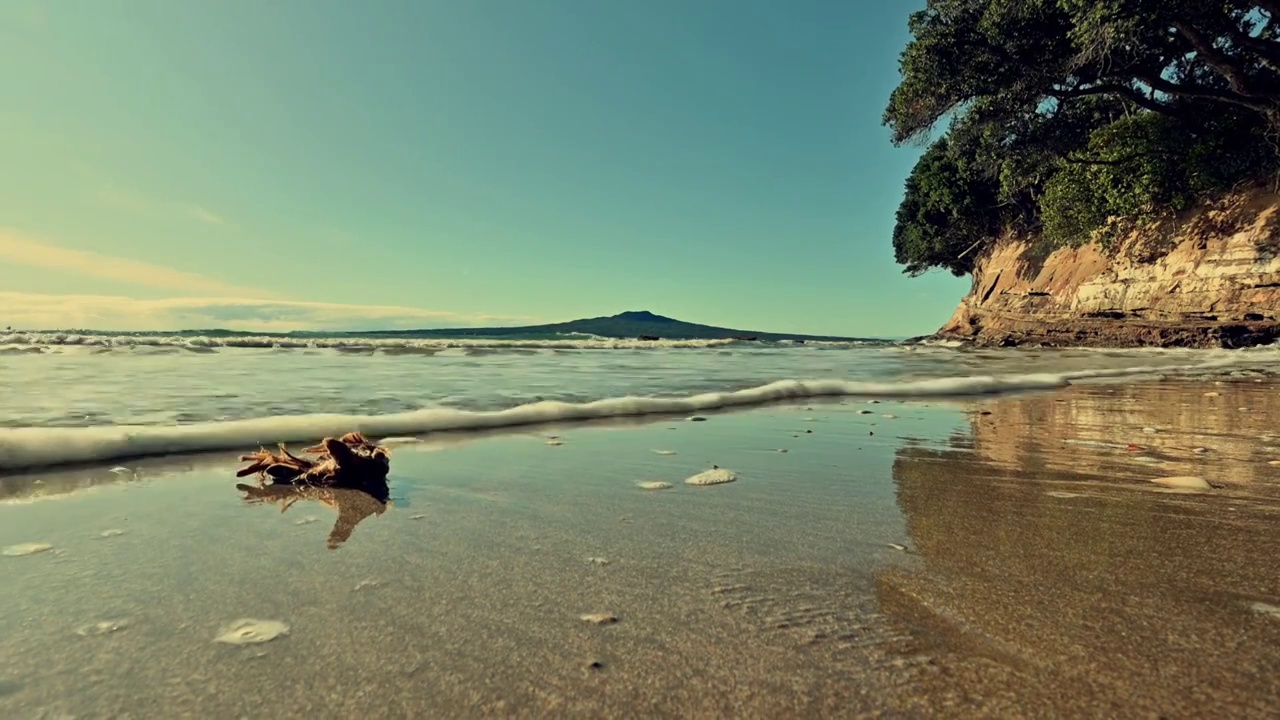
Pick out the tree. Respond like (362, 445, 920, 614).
(892, 136, 1002, 277)
(884, 0, 1280, 275)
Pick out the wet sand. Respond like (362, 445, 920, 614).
(2, 380, 1280, 718)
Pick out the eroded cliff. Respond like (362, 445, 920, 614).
(937, 188, 1280, 347)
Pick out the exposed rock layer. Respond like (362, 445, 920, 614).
(936, 188, 1280, 348)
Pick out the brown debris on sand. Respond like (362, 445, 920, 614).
(237, 432, 391, 487)
(235, 433, 393, 549)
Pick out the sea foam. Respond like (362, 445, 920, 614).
(0, 332, 772, 352)
(0, 361, 1240, 472)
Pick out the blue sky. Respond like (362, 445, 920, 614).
(0, 0, 966, 337)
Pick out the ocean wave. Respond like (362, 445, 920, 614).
(0, 332, 798, 352)
(0, 360, 1242, 472)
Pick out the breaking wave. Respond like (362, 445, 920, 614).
(0, 360, 1243, 472)
(0, 332, 874, 353)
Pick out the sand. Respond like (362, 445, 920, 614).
(2, 380, 1279, 717)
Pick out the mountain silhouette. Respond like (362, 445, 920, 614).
(351, 311, 864, 341)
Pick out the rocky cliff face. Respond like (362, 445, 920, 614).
(937, 188, 1280, 347)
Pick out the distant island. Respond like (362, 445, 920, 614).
(341, 311, 866, 342)
(20, 311, 870, 342)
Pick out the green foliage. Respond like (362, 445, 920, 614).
(892, 138, 1001, 276)
(884, 0, 1280, 275)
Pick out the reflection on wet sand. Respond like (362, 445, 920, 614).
(237, 482, 390, 549)
(879, 380, 1280, 717)
(965, 379, 1280, 487)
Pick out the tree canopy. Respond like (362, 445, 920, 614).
(885, 0, 1280, 276)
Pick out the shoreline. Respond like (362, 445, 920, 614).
(3, 380, 1279, 716)
(4, 356, 1276, 475)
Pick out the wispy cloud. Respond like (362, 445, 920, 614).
(187, 205, 226, 225)
(76, 164, 232, 229)
(0, 292, 537, 333)
(0, 229, 260, 296)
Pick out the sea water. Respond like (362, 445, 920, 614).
(1, 332, 1277, 471)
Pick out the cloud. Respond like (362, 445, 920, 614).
(78, 165, 232, 228)
(187, 205, 226, 226)
(0, 292, 537, 333)
(0, 229, 259, 296)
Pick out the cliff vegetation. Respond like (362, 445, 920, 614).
(885, 1, 1280, 277)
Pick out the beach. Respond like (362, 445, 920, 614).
(4, 376, 1279, 718)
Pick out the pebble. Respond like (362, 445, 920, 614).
(637, 481, 673, 491)
(546, 439, 564, 447)
(1268, 460, 1280, 467)
(293, 517, 319, 526)
(354, 579, 381, 591)
(214, 619, 290, 645)
(586, 557, 610, 566)
(1149, 476, 1211, 490)
(882, 414, 898, 419)
(100, 529, 126, 538)
(687, 416, 708, 422)
(76, 620, 128, 637)
(857, 410, 873, 415)
(685, 468, 738, 486)
(410, 513, 428, 520)
(1191, 447, 1208, 454)
(580, 613, 618, 625)
(1142, 427, 1158, 434)
(3, 542, 53, 557)
(1251, 602, 1280, 619)
(1203, 391, 1221, 397)
(652, 449, 677, 456)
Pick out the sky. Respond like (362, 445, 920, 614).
(0, 0, 967, 337)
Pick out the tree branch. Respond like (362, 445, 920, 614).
(1223, 22, 1280, 75)
(1172, 21, 1263, 96)
(1050, 83, 1177, 117)
(1134, 71, 1275, 113)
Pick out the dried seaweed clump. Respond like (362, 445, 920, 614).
(237, 432, 391, 487)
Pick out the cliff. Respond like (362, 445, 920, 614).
(937, 188, 1280, 348)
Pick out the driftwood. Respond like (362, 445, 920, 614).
(236, 432, 391, 487)
(235, 432, 393, 549)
